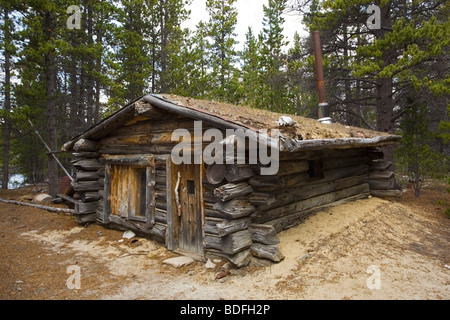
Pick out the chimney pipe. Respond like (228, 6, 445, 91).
(312, 30, 332, 124)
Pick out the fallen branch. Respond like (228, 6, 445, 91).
(0, 198, 75, 215)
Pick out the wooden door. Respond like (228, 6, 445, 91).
(168, 162, 203, 256)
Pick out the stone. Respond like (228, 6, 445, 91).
(205, 258, 216, 269)
(31, 193, 52, 204)
(162, 256, 195, 268)
(122, 230, 136, 239)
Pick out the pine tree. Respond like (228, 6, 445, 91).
(306, 0, 449, 164)
(396, 96, 446, 197)
(307, 0, 449, 128)
(285, 32, 317, 116)
(205, 0, 239, 102)
(260, 0, 289, 112)
(157, 0, 192, 94)
(240, 27, 263, 107)
(0, 1, 16, 188)
(186, 21, 210, 97)
(109, 0, 152, 108)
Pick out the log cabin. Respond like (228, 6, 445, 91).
(62, 94, 402, 267)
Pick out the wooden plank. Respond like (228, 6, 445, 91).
(267, 193, 370, 233)
(76, 171, 100, 181)
(369, 170, 395, 180)
(134, 101, 167, 118)
(103, 164, 111, 224)
(72, 159, 103, 171)
(369, 179, 395, 190)
(204, 234, 222, 251)
(283, 135, 401, 152)
(75, 202, 97, 214)
(279, 147, 368, 161)
(100, 132, 174, 147)
(73, 139, 98, 152)
(72, 181, 101, 192)
(146, 156, 156, 230)
(0, 198, 75, 215)
(258, 174, 368, 211)
(165, 158, 176, 250)
(276, 160, 309, 176)
(81, 192, 100, 202)
(371, 189, 402, 197)
(204, 208, 230, 219)
(250, 243, 284, 262)
(224, 165, 255, 182)
(102, 154, 155, 167)
(198, 162, 205, 255)
(369, 160, 393, 171)
(213, 182, 253, 201)
(322, 155, 369, 171)
(282, 172, 310, 189)
(99, 144, 176, 155)
(155, 209, 167, 224)
(248, 175, 284, 189)
(248, 192, 276, 207)
(56, 193, 78, 204)
(221, 230, 252, 255)
(113, 118, 201, 136)
(252, 183, 370, 224)
(248, 224, 280, 245)
(204, 217, 223, 235)
(213, 198, 256, 219)
(216, 218, 251, 237)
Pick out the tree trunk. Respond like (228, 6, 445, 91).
(2, 8, 11, 189)
(374, 3, 396, 166)
(86, 2, 95, 126)
(160, 0, 169, 93)
(44, 10, 59, 197)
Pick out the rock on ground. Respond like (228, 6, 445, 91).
(162, 256, 195, 268)
(31, 193, 52, 204)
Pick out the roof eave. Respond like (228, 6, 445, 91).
(280, 135, 402, 152)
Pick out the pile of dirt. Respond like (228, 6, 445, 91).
(0, 185, 449, 300)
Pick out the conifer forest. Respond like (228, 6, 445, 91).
(0, 0, 449, 197)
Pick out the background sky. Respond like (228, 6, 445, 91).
(184, 0, 308, 50)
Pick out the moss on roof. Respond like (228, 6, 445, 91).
(162, 94, 392, 140)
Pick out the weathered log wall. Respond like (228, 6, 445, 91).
(203, 147, 374, 266)
(368, 150, 402, 198)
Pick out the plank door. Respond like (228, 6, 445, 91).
(173, 163, 203, 255)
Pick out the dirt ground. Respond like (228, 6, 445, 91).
(0, 184, 449, 300)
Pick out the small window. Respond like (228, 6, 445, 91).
(308, 159, 324, 179)
(187, 180, 195, 195)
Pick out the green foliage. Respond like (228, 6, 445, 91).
(258, 0, 289, 112)
(204, 0, 239, 102)
(2, 0, 449, 189)
(395, 96, 448, 196)
(438, 104, 450, 144)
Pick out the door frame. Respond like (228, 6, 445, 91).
(166, 157, 204, 256)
